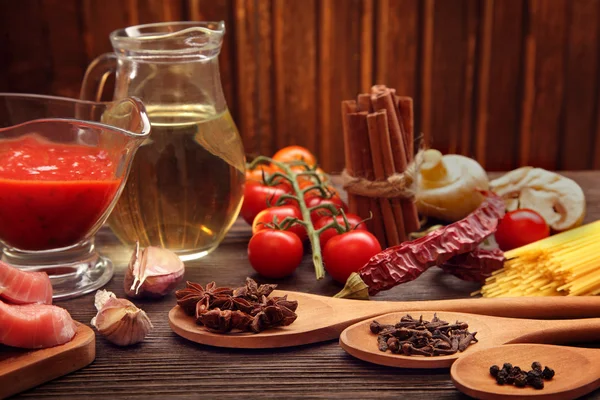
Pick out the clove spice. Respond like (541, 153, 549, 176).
(370, 314, 478, 356)
(175, 277, 298, 334)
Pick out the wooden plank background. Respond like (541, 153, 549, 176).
(1, 0, 600, 172)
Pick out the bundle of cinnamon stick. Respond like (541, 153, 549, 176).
(341, 85, 420, 249)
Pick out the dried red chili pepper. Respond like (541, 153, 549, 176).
(438, 248, 505, 283)
(336, 192, 505, 297)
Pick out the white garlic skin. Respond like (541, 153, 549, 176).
(124, 244, 185, 299)
(91, 290, 153, 346)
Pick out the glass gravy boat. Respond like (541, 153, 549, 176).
(0, 93, 151, 300)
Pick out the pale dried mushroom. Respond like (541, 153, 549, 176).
(490, 167, 585, 232)
(415, 150, 489, 222)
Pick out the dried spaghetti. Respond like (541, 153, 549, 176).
(478, 221, 600, 297)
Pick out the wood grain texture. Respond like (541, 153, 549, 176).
(561, 0, 600, 170)
(3, 0, 600, 171)
(429, 0, 469, 154)
(479, 0, 525, 171)
(318, 0, 362, 172)
(41, 0, 87, 98)
(0, 325, 95, 399)
(9, 172, 600, 400)
(233, 0, 274, 157)
(521, 0, 569, 170)
(0, 0, 53, 94)
(273, 0, 318, 153)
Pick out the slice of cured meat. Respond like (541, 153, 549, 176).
(0, 300, 76, 349)
(0, 261, 52, 305)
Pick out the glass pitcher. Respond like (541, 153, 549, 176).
(81, 22, 246, 261)
(0, 93, 151, 299)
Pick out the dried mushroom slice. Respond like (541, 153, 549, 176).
(490, 167, 585, 232)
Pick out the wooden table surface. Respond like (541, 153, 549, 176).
(13, 172, 600, 399)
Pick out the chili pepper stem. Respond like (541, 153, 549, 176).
(333, 272, 369, 299)
(248, 156, 326, 280)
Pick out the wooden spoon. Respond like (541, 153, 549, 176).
(169, 290, 600, 349)
(339, 311, 600, 368)
(451, 344, 600, 400)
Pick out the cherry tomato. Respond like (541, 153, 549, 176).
(245, 165, 273, 183)
(494, 209, 550, 251)
(252, 205, 307, 241)
(306, 195, 349, 223)
(298, 180, 338, 199)
(248, 230, 303, 279)
(272, 145, 317, 166)
(240, 181, 292, 225)
(322, 230, 382, 283)
(314, 213, 367, 248)
(296, 167, 330, 185)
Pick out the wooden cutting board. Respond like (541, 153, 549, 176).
(0, 323, 95, 399)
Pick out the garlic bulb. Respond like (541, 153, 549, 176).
(415, 149, 489, 222)
(91, 290, 153, 346)
(124, 242, 185, 299)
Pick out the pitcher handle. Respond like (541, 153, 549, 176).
(80, 53, 117, 102)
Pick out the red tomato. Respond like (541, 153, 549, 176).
(272, 145, 317, 166)
(252, 205, 307, 241)
(494, 209, 550, 251)
(299, 180, 338, 199)
(314, 213, 367, 248)
(322, 230, 382, 283)
(245, 165, 273, 183)
(240, 181, 292, 225)
(248, 230, 303, 279)
(306, 195, 349, 223)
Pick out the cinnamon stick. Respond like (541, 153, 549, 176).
(371, 90, 420, 235)
(367, 111, 404, 245)
(396, 96, 414, 162)
(344, 112, 387, 247)
(357, 93, 373, 112)
(341, 100, 358, 213)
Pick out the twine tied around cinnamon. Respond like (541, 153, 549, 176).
(341, 149, 425, 199)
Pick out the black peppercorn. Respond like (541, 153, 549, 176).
(514, 374, 528, 388)
(489, 365, 500, 377)
(542, 366, 555, 380)
(489, 361, 554, 390)
(531, 378, 544, 389)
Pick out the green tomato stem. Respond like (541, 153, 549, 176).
(249, 156, 326, 280)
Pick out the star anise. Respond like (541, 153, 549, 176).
(175, 281, 233, 316)
(248, 295, 298, 332)
(199, 309, 254, 333)
(178, 278, 299, 334)
(233, 278, 277, 301)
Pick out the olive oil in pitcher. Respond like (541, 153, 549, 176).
(81, 22, 247, 260)
(108, 104, 245, 260)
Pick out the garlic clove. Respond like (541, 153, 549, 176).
(124, 243, 185, 299)
(91, 290, 153, 346)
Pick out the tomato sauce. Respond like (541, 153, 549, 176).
(0, 135, 121, 251)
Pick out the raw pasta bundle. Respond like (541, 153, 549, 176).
(479, 221, 600, 297)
